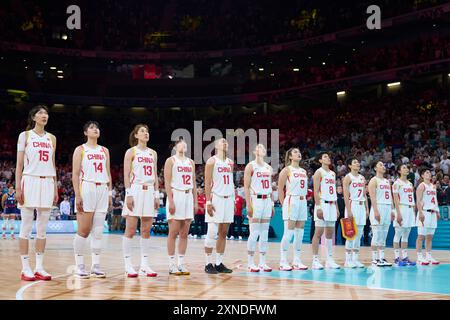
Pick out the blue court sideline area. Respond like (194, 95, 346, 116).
(242, 264, 450, 295)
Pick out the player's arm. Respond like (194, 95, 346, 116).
(104, 148, 113, 192)
(204, 157, 215, 215)
(204, 157, 215, 203)
(342, 175, 352, 218)
(363, 178, 369, 216)
(312, 169, 321, 206)
(1, 193, 6, 209)
(123, 148, 133, 192)
(190, 159, 198, 209)
(163, 157, 174, 204)
(49, 134, 59, 204)
(277, 167, 288, 205)
(15, 132, 26, 205)
(151, 149, 159, 193)
(72, 146, 83, 211)
(368, 177, 379, 219)
(392, 182, 401, 215)
(416, 183, 425, 222)
(243, 163, 253, 212)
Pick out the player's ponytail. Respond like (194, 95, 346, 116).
(129, 124, 149, 147)
(26, 105, 49, 130)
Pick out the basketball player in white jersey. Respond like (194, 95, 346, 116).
(342, 158, 368, 268)
(392, 164, 416, 266)
(164, 139, 198, 275)
(72, 121, 113, 278)
(415, 167, 440, 265)
(244, 144, 274, 272)
(278, 148, 308, 271)
(311, 152, 340, 270)
(122, 124, 160, 277)
(15, 105, 58, 281)
(368, 161, 395, 267)
(204, 138, 234, 274)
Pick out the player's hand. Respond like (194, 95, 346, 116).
(126, 196, 134, 212)
(207, 203, 215, 217)
(15, 189, 24, 206)
(317, 208, 324, 220)
(419, 213, 425, 223)
(168, 202, 176, 215)
(53, 187, 59, 205)
(247, 205, 253, 218)
(374, 210, 381, 223)
(396, 213, 402, 226)
(154, 197, 160, 211)
(437, 212, 441, 220)
(108, 197, 113, 212)
(347, 210, 353, 220)
(194, 203, 199, 215)
(76, 197, 83, 213)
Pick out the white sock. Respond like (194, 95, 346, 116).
(371, 250, 378, 261)
(73, 234, 87, 267)
(417, 251, 423, 260)
(92, 253, 100, 266)
(352, 251, 359, 262)
(35, 252, 44, 270)
(21, 255, 31, 272)
(178, 255, 185, 266)
(205, 253, 212, 265)
(379, 249, 385, 260)
(140, 237, 151, 267)
(216, 253, 223, 265)
(313, 254, 319, 261)
(259, 253, 266, 266)
(122, 236, 133, 268)
(280, 250, 288, 263)
(426, 251, 432, 260)
(248, 254, 254, 266)
(326, 238, 333, 260)
(293, 228, 304, 261)
(394, 249, 400, 259)
(345, 252, 352, 262)
(402, 249, 408, 259)
(169, 255, 176, 266)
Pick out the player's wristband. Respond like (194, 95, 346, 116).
(125, 188, 133, 197)
(154, 191, 160, 198)
(206, 201, 212, 206)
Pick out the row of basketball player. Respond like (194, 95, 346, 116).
(15, 105, 440, 282)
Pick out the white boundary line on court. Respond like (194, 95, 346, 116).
(16, 274, 67, 300)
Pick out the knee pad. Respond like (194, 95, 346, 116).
(36, 209, 50, 239)
(393, 227, 403, 244)
(380, 225, 389, 246)
(19, 208, 34, 239)
(402, 227, 411, 243)
(205, 223, 218, 248)
(92, 212, 106, 240)
(370, 226, 379, 247)
(259, 223, 269, 253)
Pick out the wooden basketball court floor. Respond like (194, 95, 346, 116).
(1, 234, 450, 300)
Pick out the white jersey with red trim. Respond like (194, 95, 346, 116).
(286, 165, 308, 196)
(421, 182, 439, 211)
(211, 156, 234, 196)
(250, 160, 272, 195)
(375, 177, 392, 205)
(19, 130, 56, 177)
(171, 155, 194, 191)
(130, 146, 156, 185)
(80, 144, 109, 183)
(347, 173, 365, 201)
(318, 167, 337, 201)
(393, 178, 415, 206)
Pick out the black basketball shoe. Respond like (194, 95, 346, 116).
(215, 263, 233, 273)
(205, 263, 218, 274)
